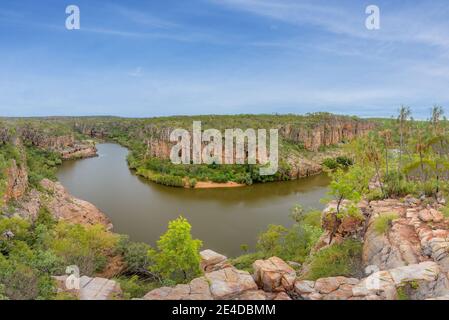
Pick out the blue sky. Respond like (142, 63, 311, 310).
(0, 0, 448, 118)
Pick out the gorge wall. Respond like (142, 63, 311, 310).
(74, 116, 374, 159)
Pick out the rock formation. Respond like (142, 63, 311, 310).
(54, 275, 122, 300)
(2, 159, 28, 204)
(14, 178, 112, 230)
(142, 194, 449, 301)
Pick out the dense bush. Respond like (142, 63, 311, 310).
(115, 275, 158, 300)
(116, 236, 154, 276)
(49, 223, 119, 276)
(382, 171, 416, 198)
(303, 240, 363, 280)
(25, 146, 61, 188)
(322, 158, 339, 170)
(256, 223, 322, 264)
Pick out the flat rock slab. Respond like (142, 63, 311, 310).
(53, 275, 121, 300)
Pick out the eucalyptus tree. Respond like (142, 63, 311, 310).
(379, 129, 392, 176)
(397, 105, 411, 172)
(431, 105, 444, 135)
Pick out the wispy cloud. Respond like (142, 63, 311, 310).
(209, 0, 449, 51)
(128, 67, 143, 77)
(108, 4, 179, 29)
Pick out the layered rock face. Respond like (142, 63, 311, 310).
(141, 119, 374, 160)
(19, 127, 97, 160)
(15, 179, 112, 230)
(279, 119, 374, 152)
(60, 142, 97, 160)
(2, 159, 28, 204)
(20, 128, 76, 150)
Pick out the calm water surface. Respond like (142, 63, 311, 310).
(57, 143, 329, 257)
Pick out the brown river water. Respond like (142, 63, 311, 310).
(57, 143, 329, 257)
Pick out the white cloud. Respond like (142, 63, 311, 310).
(128, 67, 143, 77)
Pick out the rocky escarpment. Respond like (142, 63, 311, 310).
(135, 117, 374, 160)
(19, 127, 97, 160)
(74, 116, 374, 181)
(13, 178, 112, 230)
(279, 118, 374, 152)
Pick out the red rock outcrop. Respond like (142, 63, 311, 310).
(39, 179, 113, 230)
(2, 159, 28, 204)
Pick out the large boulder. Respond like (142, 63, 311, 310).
(205, 267, 258, 299)
(253, 257, 296, 292)
(144, 277, 213, 300)
(200, 250, 229, 272)
(294, 262, 442, 300)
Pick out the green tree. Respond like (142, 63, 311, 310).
(152, 216, 202, 283)
(326, 166, 366, 244)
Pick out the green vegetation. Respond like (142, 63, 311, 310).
(151, 216, 202, 283)
(373, 213, 399, 235)
(3, 109, 449, 300)
(322, 156, 353, 170)
(303, 239, 363, 281)
(348, 106, 449, 200)
(230, 206, 323, 271)
(25, 146, 61, 188)
(115, 275, 158, 300)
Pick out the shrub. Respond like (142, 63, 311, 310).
(189, 178, 197, 188)
(0, 253, 56, 300)
(442, 206, 449, 219)
(257, 223, 322, 264)
(322, 158, 339, 170)
(383, 171, 416, 198)
(116, 236, 154, 276)
(302, 210, 322, 228)
(373, 213, 398, 235)
(229, 252, 265, 273)
(304, 240, 363, 280)
(151, 217, 202, 283)
(116, 275, 158, 300)
(336, 156, 353, 167)
(49, 223, 119, 276)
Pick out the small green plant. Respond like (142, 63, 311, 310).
(397, 286, 409, 300)
(116, 275, 158, 300)
(229, 252, 265, 273)
(442, 206, 449, 219)
(373, 213, 398, 235)
(240, 244, 249, 253)
(322, 158, 339, 170)
(304, 240, 363, 281)
(189, 178, 197, 188)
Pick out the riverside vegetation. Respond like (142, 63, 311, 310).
(2, 108, 449, 300)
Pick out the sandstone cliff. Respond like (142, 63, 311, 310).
(19, 127, 97, 160)
(14, 178, 113, 230)
(2, 159, 28, 204)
